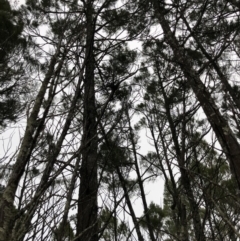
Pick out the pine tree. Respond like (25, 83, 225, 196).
(149, 0, 240, 189)
(99, 208, 132, 241)
(0, 0, 27, 128)
(0, 0, 138, 240)
(1, 0, 240, 240)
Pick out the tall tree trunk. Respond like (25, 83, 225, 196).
(158, 77, 206, 241)
(181, 15, 240, 111)
(125, 107, 156, 241)
(76, 1, 98, 240)
(0, 44, 63, 241)
(151, 0, 240, 189)
(116, 167, 145, 241)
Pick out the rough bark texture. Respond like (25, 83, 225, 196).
(76, 1, 98, 240)
(152, 0, 240, 190)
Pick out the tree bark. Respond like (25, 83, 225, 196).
(151, 0, 240, 190)
(0, 43, 63, 241)
(76, 1, 98, 240)
(181, 15, 240, 111)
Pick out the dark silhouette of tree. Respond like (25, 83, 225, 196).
(1, 0, 240, 240)
(0, 0, 27, 128)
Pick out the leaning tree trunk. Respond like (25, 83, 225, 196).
(76, 1, 98, 241)
(0, 44, 63, 241)
(151, 0, 240, 190)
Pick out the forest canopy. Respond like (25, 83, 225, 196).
(0, 0, 240, 240)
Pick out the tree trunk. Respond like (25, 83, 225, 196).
(181, 15, 240, 111)
(76, 1, 98, 240)
(0, 45, 62, 241)
(125, 107, 156, 241)
(116, 167, 145, 241)
(158, 77, 206, 241)
(151, 0, 240, 190)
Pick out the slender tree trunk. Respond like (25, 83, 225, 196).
(112, 175, 118, 241)
(158, 77, 206, 241)
(76, 1, 98, 240)
(116, 167, 145, 241)
(0, 43, 63, 241)
(55, 156, 81, 241)
(160, 81, 205, 241)
(125, 107, 156, 241)
(8, 52, 85, 240)
(181, 15, 240, 111)
(151, 0, 240, 189)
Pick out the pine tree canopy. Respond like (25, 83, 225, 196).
(0, 0, 240, 241)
